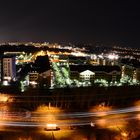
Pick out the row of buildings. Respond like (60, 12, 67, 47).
(28, 55, 122, 88)
(1, 54, 140, 88)
(70, 65, 121, 83)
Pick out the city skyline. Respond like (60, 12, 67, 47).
(0, 31, 140, 139)
(0, 0, 140, 48)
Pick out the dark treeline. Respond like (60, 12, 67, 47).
(0, 45, 72, 54)
(10, 85, 140, 111)
(49, 86, 140, 110)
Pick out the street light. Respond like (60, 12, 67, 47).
(121, 132, 128, 137)
(89, 103, 113, 117)
(0, 94, 9, 103)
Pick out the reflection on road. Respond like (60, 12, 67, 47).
(0, 106, 140, 129)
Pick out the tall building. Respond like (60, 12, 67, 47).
(2, 56, 16, 81)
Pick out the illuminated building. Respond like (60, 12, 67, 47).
(133, 69, 140, 81)
(29, 71, 39, 82)
(70, 65, 121, 82)
(79, 70, 95, 81)
(29, 55, 51, 87)
(121, 65, 134, 78)
(29, 70, 51, 87)
(2, 56, 16, 81)
(121, 65, 125, 78)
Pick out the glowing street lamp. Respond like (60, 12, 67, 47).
(121, 132, 128, 138)
(0, 95, 9, 102)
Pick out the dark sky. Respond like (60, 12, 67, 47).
(0, 0, 140, 47)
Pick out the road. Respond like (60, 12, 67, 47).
(0, 106, 140, 139)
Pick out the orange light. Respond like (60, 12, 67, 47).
(46, 124, 57, 130)
(0, 95, 8, 102)
(121, 132, 128, 137)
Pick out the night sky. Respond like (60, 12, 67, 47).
(0, 0, 140, 47)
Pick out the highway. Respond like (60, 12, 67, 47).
(0, 105, 140, 127)
(0, 106, 140, 139)
(1, 94, 140, 139)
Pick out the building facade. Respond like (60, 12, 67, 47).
(70, 65, 121, 83)
(2, 56, 16, 81)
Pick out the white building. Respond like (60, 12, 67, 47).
(3, 56, 16, 81)
(80, 70, 95, 81)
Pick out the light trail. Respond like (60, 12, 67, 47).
(0, 105, 140, 130)
(0, 115, 138, 127)
(0, 121, 91, 127)
(32, 106, 140, 118)
(0, 109, 139, 131)
(1, 106, 140, 120)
